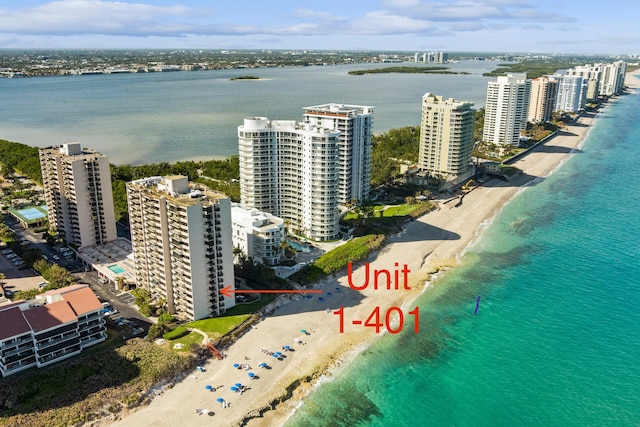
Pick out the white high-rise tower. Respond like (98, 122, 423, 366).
(482, 73, 531, 146)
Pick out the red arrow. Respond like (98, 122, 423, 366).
(220, 285, 322, 298)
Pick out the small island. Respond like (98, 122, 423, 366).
(348, 66, 468, 76)
(230, 75, 261, 80)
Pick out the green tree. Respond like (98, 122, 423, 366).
(33, 258, 49, 274)
(15, 288, 40, 300)
(42, 264, 74, 288)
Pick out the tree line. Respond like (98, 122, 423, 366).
(0, 140, 42, 183)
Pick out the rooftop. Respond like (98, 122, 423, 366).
(0, 306, 32, 341)
(23, 300, 78, 333)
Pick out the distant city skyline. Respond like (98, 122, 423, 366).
(0, 0, 638, 55)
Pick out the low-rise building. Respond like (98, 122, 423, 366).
(0, 284, 106, 377)
(231, 203, 285, 266)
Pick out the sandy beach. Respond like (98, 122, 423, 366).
(108, 71, 639, 427)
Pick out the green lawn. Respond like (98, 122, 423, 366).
(164, 314, 252, 352)
(382, 204, 417, 217)
(224, 294, 275, 315)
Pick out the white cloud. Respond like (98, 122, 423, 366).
(0, 0, 201, 36)
(383, 0, 573, 23)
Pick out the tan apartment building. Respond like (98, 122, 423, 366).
(418, 93, 475, 183)
(126, 176, 235, 321)
(39, 143, 117, 248)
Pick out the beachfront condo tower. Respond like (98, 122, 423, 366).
(239, 117, 341, 241)
(39, 143, 117, 248)
(565, 61, 627, 100)
(302, 104, 374, 205)
(528, 76, 559, 123)
(126, 176, 235, 321)
(598, 61, 627, 97)
(418, 93, 475, 184)
(483, 73, 531, 146)
(554, 75, 588, 113)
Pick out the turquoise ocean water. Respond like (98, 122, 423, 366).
(286, 89, 640, 426)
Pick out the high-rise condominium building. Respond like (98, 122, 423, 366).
(302, 104, 373, 204)
(598, 61, 627, 97)
(418, 93, 475, 179)
(239, 117, 340, 241)
(39, 143, 117, 248)
(126, 176, 235, 321)
(565, 66, 601, 102)
(528, 76, 559, 123)
(417, 52, 448, 63)
(554, 75, 587, 113)
(482, 73, 531, 146)
(566, 61, 627, 99)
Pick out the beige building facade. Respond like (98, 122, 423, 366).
(127, 176, 235, 321)
(39, 143, 117, 248)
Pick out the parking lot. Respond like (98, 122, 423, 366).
(0, 251, 45, 297)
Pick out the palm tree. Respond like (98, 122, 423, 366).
(115, 276, 126, 291)
(233, 246, 246, 264)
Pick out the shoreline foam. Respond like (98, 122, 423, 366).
(107, 75, 637, 427)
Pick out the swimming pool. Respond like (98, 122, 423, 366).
(287, 240, 312, 253)
(108, 264, 126, 274)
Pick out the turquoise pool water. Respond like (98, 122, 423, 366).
(287, 240, 312, 253)
(107, 264, 126, 274)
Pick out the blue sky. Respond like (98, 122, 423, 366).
(0, 0, 638, 54)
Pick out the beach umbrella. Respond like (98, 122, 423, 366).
(233, 363, 240, 368)
(216, 397, 224, 403)
(205, 385, 212, 391)
(248, 372, 255, 378)
(235, 383, 242, 387)
(283, 345, 290, 350)
(300, 329, 307, 334)
(230, 386, 238, 392)
(259, 362, 267, 368)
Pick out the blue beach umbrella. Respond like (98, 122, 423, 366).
(259, 362, 267, 368)
(205, 385, 212, 390)
(216, 397, 224, 403)
(248, 372, 255, 378)
(230, 386, 238, 392)
(235, 383, 242, 387)
(233, 363, 240, 369)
